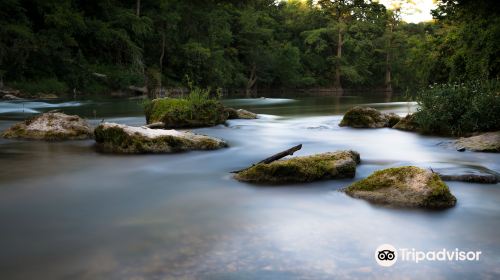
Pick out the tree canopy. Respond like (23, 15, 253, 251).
(0, 0, 498, 96)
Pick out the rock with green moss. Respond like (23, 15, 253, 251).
(144, 98, 227, 128)
(454, 131, 500, 153)
(225, 107, 258, 119)
(345, 166, 456, 208)
(392, 114, 420, 132)
(234, 150, 360, 184)
(94, 122, 227, 153)
(2, 112, 92, 140)
(339, 106, 401, 128)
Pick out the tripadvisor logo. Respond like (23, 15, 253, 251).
(375, 244, 482, 267)
(375, 244, 397, 267)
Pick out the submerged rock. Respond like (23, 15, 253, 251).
(339, 106, 401, 128)
(144, 98, 227, 128)
(345, 166, 456, 208)
(392, 114, 420, 132)
(438, 173, 498, 184)
(234, 150, 360, 184)
(2, 112, 92, 140)
(94, 122, 227, 153)
(454, 131, 500, 153)
(225, 107, 258, 119)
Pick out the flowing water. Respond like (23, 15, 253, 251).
(0, 96, 499, 279)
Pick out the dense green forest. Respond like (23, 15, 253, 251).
(0, 0, 498, 97)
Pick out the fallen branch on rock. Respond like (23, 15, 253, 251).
(231, 144, 302, 173)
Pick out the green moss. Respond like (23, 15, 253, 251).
(339, 106, 388, 128)
(144, 98, 227, 128)
(94, 124, 226, 153)
(346, 166, 423, 192)
(345, 166, 456, 208)
(235, 151, 359, 184)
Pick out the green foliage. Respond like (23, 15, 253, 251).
(0, 0, 498, 95)
(144, 79, 225, 128)
(11, 78, 68, 95)
(414, 80, 500, 136)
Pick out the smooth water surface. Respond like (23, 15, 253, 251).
(0, 96, 499, 279)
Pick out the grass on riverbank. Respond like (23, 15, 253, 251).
(414, 80, 500, 136)
(144, 84, 227, 128)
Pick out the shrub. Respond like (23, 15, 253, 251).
(414, 80, 500, 136)
(144, 82, 226, 128)
(11, 78, 68, 96)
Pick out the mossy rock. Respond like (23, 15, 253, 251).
(225, 107, 258, 119)
(2, 112, 92, 141)
(234, 150, 360, 184)
(339, 106, 400, 128)
(94, 122, 227, 154)
(345, 166, 456, 209)
(392, 114, 420, 132)
(144, 98, 227, 128)
(454, 131, 500, 152)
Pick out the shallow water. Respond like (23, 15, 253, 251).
(0, 97, 499, 279)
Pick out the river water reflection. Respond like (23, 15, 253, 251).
(0, 96, 499, 279)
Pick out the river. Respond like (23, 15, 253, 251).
(0, 96, 499, 279)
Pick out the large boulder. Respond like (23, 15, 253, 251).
(225, 107, 258, 119)
(339, 106, 401, 128)
(94, 122, 227, 153)
(234, 150, 360, 184)
(2, 112, 92, 140)
(144, 98, 227, 128)
(392, 114, 420, 132)
(454, 131, 500, 153)
(345, 166, 456, 209)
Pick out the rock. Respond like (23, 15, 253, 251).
(144, 98, 228, 128)
(225, 107, 258, 119)
(386, 113, 402, 127)
(234, 150, 360, 184)
(345, 166, 456, 208)
(392, 114, 420, 132)
(2, 94, 22, 100)
(2, 112, 93, 140)
(339, 106, 400, 128)
(94, 122, 227, 153)
(438, 173, 498, 184)
(38, 93, 58, 99)
(454, 131, 500, 153)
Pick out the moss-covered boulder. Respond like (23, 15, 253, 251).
(234, 150, 360, 184)
(392, 114, 420, 132)
(2, 112, 92, 140)
(144, 98, 227, 128)
(339, 106, 401, 128)
(345, 166, 456, 208)
(225, 107, 258, 119)
(94, 122, 227, 153)
(454, 131, 500, 153)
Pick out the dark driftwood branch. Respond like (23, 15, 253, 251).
(231, 144, 302, 173)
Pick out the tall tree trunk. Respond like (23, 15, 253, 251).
(159, 32, 166, 97)
(335, 28, 343, 93)
(385, 24, 393, 92)
(136, 0, 141, 17)
(246, 63, 257, 98)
